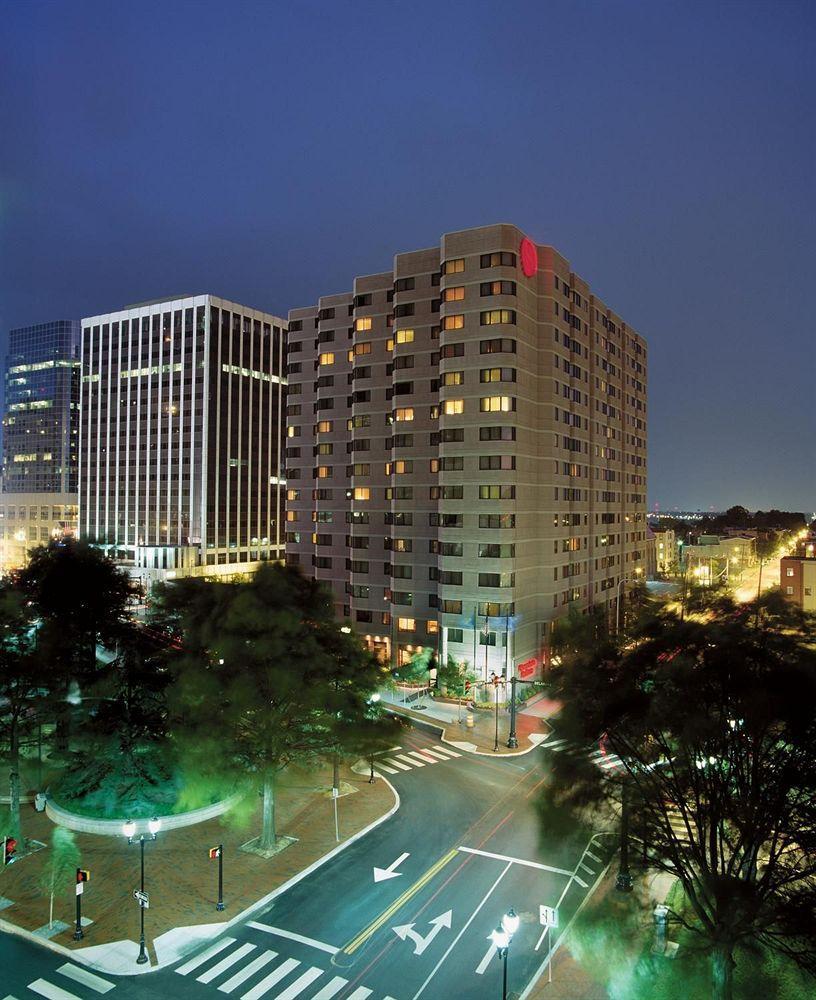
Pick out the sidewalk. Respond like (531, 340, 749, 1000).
(0, 759, 395, 973)
(381, 690, 559, 755)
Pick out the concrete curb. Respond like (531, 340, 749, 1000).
(385, 704, 552, 757)
(0, 778, 401, 975)
(45, 792, 244, 836)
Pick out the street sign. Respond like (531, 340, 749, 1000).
(133, 889, 150, 908)
(75, 882, 84, 896)
(540, 904, 559, 928)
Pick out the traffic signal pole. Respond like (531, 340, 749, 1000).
(216, 845, 225, 912)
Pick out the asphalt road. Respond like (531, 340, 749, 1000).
(2, 727, 612, 1000)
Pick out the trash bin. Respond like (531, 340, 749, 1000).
(466, 713, 475, 729)
(34, 792, 46, 812)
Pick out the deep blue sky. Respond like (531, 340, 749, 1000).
(1, 0, 813, 512)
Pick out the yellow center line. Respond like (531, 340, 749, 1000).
(342, 849, 459, 955)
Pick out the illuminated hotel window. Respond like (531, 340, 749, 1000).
(443, 286, 465, 301)
(317, 420, 332, 432)
(354, 342, 372, 356)
(395, 329, 414, 344)
(397, 618, 416, 632)
(317, 466, 332, 479)
(353, 488, 370, 501)
(355, 318, 372, 332)
(426, 620, 439, 634)
(319, 352, 335, 365)
(480, 310, 516, 326)
(394, 408, 414, 422)
(442, 315, 464, 330)
(441, 371, 464, 386)
(479, 396, 516, 412)
(443, 399, 464, 415)
(480, 368, 516, 383)
(442, 258, 465, 274)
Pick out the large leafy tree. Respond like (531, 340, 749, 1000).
(17, 540, 137, 749)
(0, 583, 48, 843)
(540, 593, 816, 1000)
(164, 564, 393, 851)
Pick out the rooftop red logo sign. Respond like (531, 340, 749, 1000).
(520, 237, 538, 277)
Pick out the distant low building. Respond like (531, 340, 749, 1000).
(781, 555, 816, 612)
(653, 528, 678, 576)
(683, 535, 756, 570)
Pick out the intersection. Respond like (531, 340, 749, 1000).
(1, 727, 612, 1000)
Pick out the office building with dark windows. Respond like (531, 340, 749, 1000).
(0, 319, 81, 570)
(80, 296, 287, 585)
(285, 224, 648, 681)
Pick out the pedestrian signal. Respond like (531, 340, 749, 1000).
(2, 837, 17, 867)
(76, 868, 90, 883)
(208, 846, 221, 860)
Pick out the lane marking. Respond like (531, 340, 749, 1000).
(25, 983, 81, 1000)
(458, 846, 572, 875)
(311, 976, 348, 999)
(434, 744, 461, 756)
(383, 758, 411, 771)
(176, 936, 236, 975)
(475, 941, 497, 975)
(217, 951, 277, 993)
(395, 754, 424, 767)
(55, 966, 114, 994)
(241, 957, 300, 1000)
(411, 861, 513, 999)
(246, 922, 338, 955)
(273, 966, 324, 999)
(342, 849, 459, 955)
(373, 761, 399, 774)
(197, 943, 257, 983)
(408, 749, 440, 763)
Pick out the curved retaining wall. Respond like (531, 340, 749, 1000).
(44, 791, 244, 836)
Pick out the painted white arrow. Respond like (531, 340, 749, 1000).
(373, 851, 410, 883)
(392, 910, 453, 955)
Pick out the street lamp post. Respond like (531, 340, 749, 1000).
(490, 908, 520, 1000)
(615, 567, 642, 635)
(506, 674, 518, 749)
(492, 674, 500, 752)
(124, 817, 160, 965)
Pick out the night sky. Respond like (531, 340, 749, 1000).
(1, 0, 813, 512)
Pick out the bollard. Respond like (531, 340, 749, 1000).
(466, 713, 475, 729)
(652, 904, 669, 955)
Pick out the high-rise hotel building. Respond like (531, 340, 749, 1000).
(285, 224, 647, 680)
(80, 296, 286, 584)
(0, 320, 81, 571)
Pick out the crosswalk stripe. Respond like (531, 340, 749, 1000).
(434, 744, 461, 757)
(218, 952, 277, 993)
(55, 965, 115, 994)
(589, 749, 606, 759)
(383, 758, 411, 771)
(579, 862, 594, 874)
(241, 957, 300, 1000)
(346, 988, 373, 1000)
(372, 761, 399, 774)
(272, 967, 324, 999)
(405, 750, 437, 764)
(573, 875, 589, 888)
(198, 943, 257, 983)
(545, 739, 569, 750)
(420, 748, 451, 760)
(176, 936, 236, 975)
(26, 981, 81, 1000)
(586, 851, 601, 863)
(310, 977, 348, 1000)
(395, 754, 424, 767)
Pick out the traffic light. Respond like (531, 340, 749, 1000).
(208, 846, 221, 860)
(464, 679, 471, 694)
(76, 868, 90, 883)
(2, 837, 17, 867)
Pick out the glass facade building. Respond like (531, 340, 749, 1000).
(2, 320, 80, 493)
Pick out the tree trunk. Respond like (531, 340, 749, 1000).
(8, 728, 21, 842)
(259, 772, 276, 850)
(712, 943, 736, 1000)
(49, 891, 54, 930)
(332, 752, 340, 792)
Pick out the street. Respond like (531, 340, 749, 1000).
(1, 727, 612, 1000)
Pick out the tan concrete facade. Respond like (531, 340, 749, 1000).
(781, 556, 816, 612)
(285, 224, 648, 680)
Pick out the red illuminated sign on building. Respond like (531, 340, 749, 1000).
(518, 657, 537, 679)
(520, 237, 538, 278)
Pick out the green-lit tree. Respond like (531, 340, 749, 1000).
(540, 593, 816, 1000)
(39, 826, 80, 930)
(436, 655, 475, 697)
(165, 564, 393, 852)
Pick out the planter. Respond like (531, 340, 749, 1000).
(44, 790, 245, 837)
